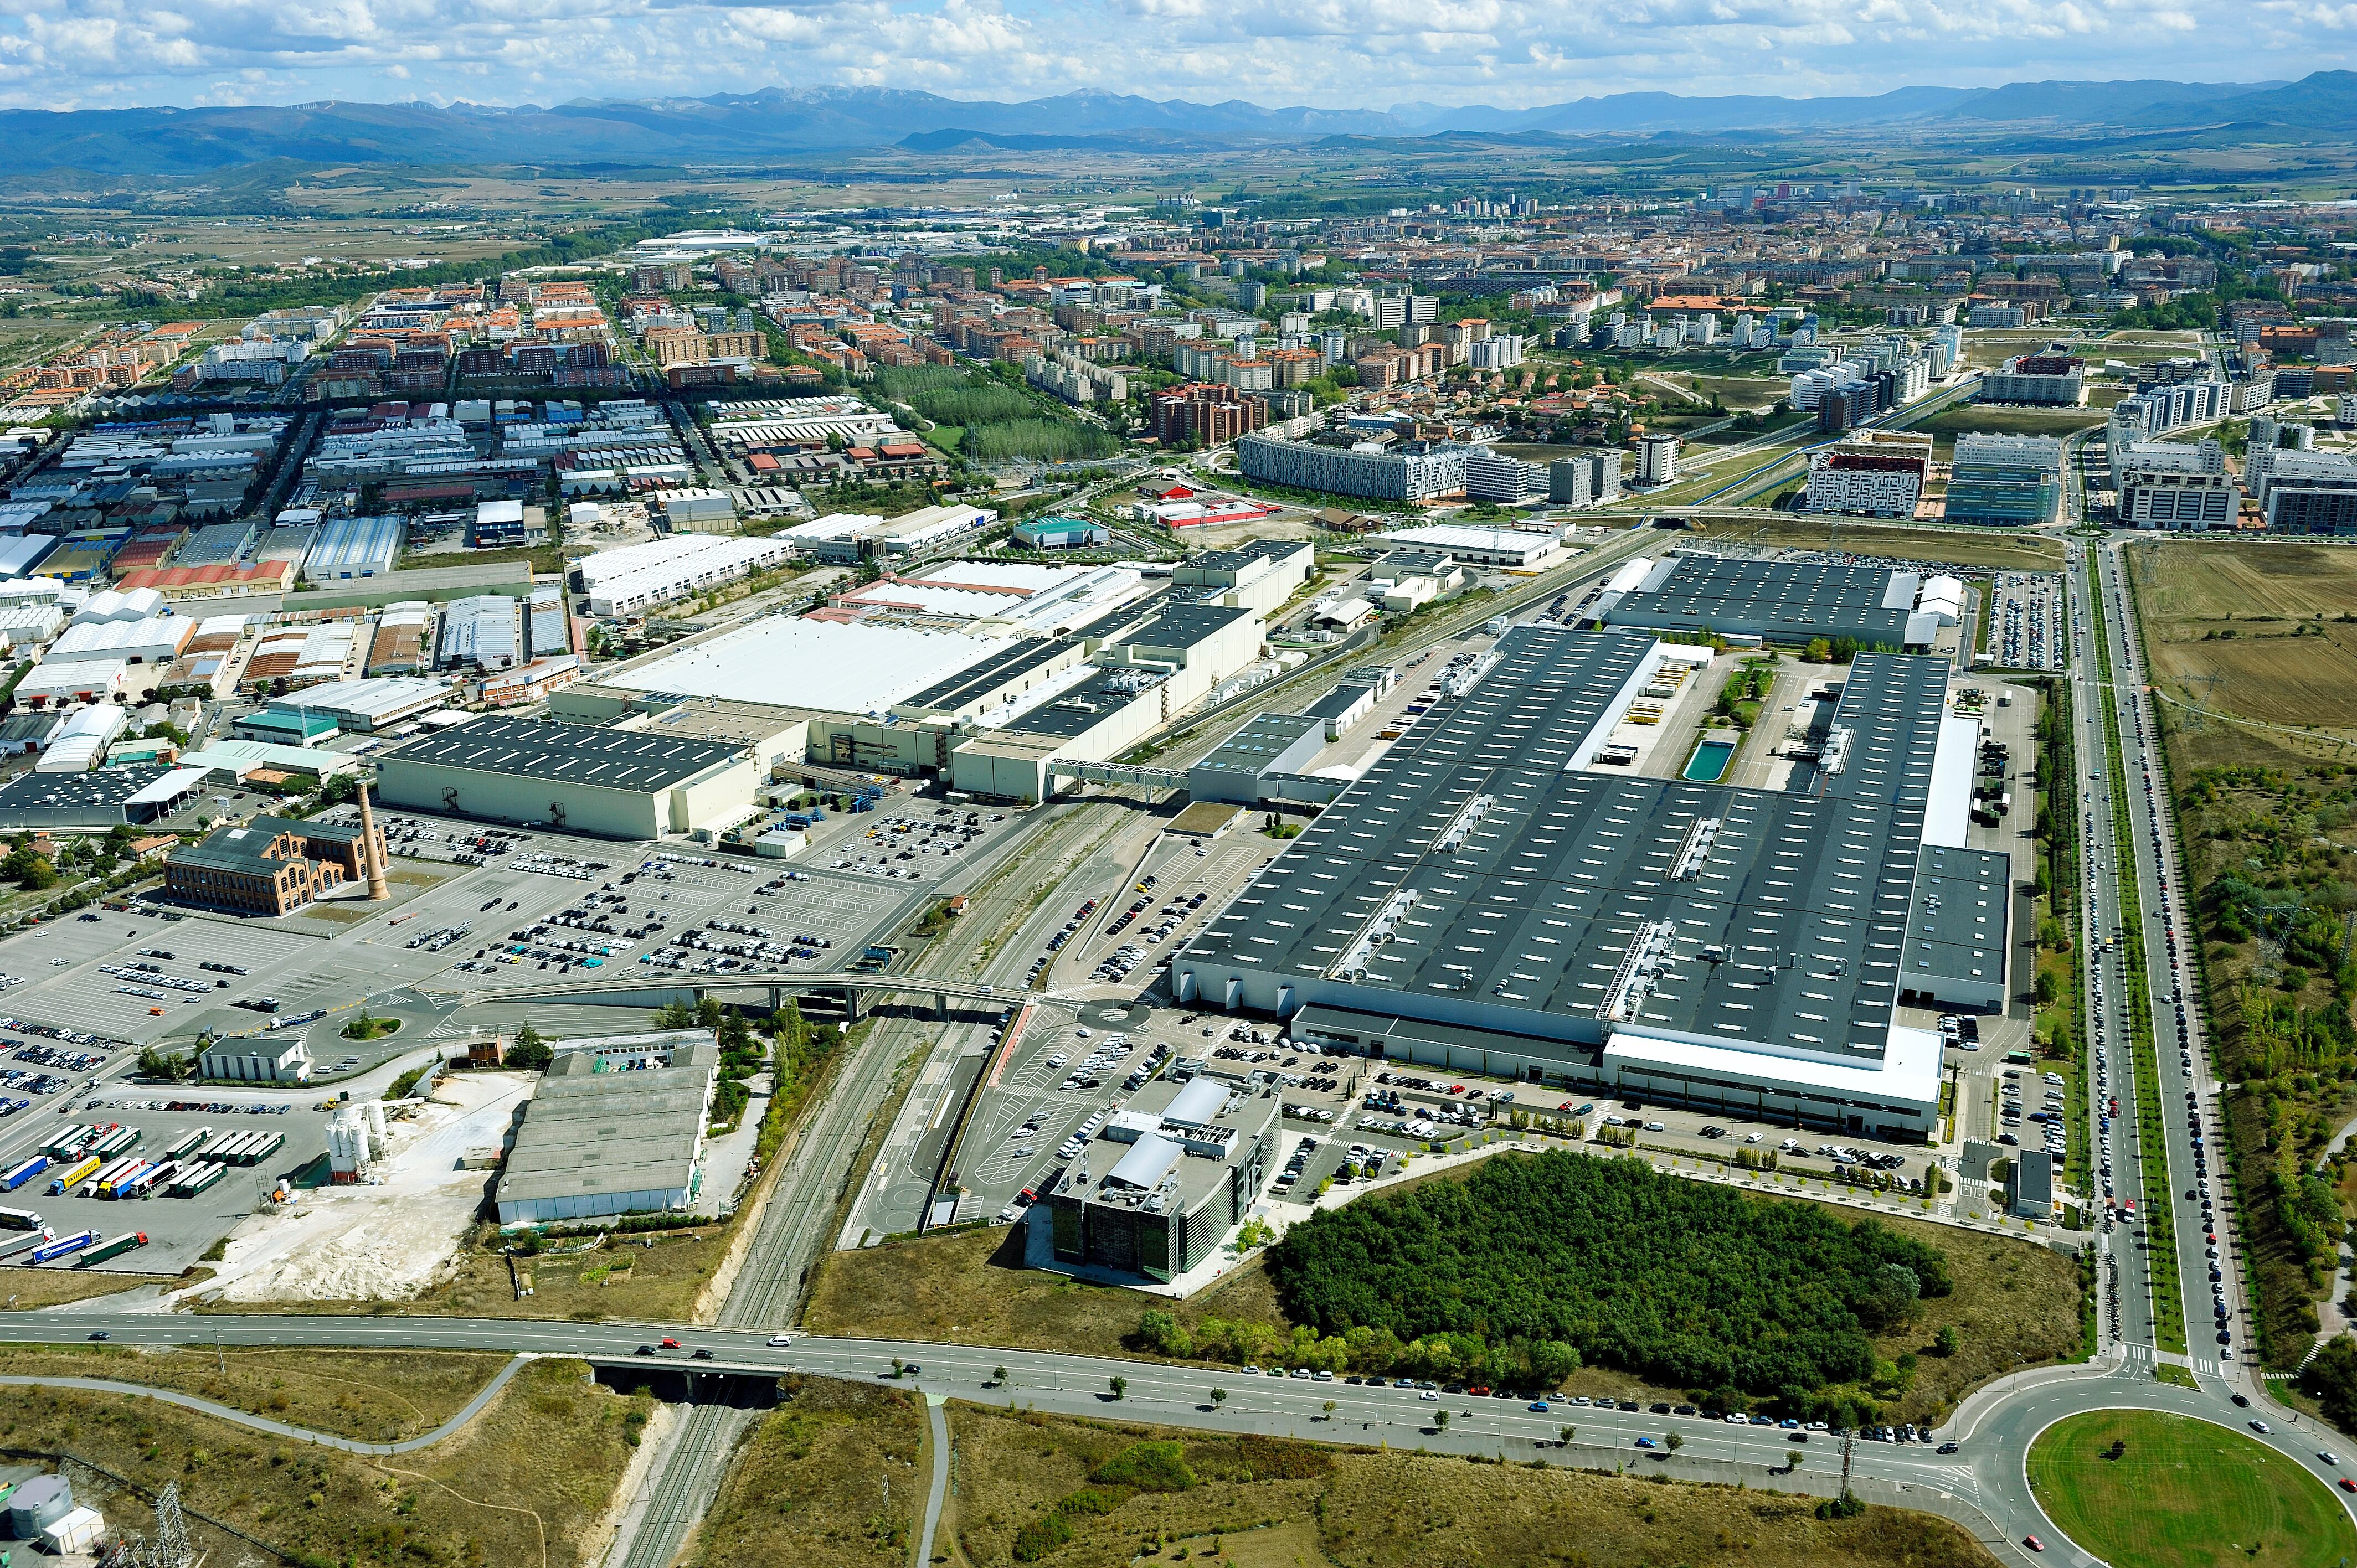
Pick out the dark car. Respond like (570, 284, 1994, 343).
(691, 1348, 716, 1360)
(636, 1344, 657, 1356)
(1937, 1442, 1960, 1454)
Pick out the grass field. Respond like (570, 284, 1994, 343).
(945, 1403, 1999, 1568)
(0, 1263, 170, 1308)
(2128, 540, 2357, 739)
(0, 1356, 645, 1566)
(1916, 406, 2107, 437)
(1679, 515, 2067, 571)
(684, 1376, 924, 1566)
(2026, 1410, 2357, 1568)
(0, 1344, 507, 1443)
(804, 1171, 2081, 1425)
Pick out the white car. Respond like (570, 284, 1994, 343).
(767, 1334, 793, 1347)
(1419, 1389, 1439, 1401)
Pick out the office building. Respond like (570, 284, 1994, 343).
(1461, 448, 1548, 503)
(1633, 433, 1681, 487)
(1039, 1073, 1280, 1283)
(1978, 354, 2085, 407)
(1806, 431, 1932, 518)
(1945, 434, 2065, 527)
(1548, 450, 1623, 508)
(1236, 432, 1470, 501)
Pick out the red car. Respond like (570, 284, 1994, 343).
(2024, 1536, 2045, 1553)
(2340, 1478, 2356, 1494)
(660, 1338, 681, 1349)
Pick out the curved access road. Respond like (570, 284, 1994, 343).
(0, 1350, 534, 1456)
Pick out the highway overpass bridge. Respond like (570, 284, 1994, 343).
(435, 967, 1080, 1022)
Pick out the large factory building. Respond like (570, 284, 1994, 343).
(1171, 621, 2007, 1142)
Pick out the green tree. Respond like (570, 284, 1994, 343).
(3, 844, 54, 889)
(653, 998, 695, 1029)
(1109, 1375, 1127, 1401)
(1665, 1431, 1683, 1452)
(507, 1021, 553, 1071)
(1559, 1424, 1577, 1446)
(1433, 1409, 1449, 1432)
(1933, 1324, 1960, 1358)
(137, 1046, 192, 1082)
(1210, 1388, 1227, 1409)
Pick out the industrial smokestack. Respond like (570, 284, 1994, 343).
(357, 777, 390, 901)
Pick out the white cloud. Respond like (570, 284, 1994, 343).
(0, 0, 2331, 112)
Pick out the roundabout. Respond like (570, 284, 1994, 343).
(2025, 1408, 2357, 1568)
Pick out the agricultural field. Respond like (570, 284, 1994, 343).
(2026, 1410, 2355, 1568)
(2124, 539, 2357, 1369)
(943, 1405, 1999, 1568)
(2129, 541, 2357, 740)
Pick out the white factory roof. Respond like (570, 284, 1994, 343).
(304, 513, 403, 580)
(276, 675, 449, 724)
(1922, 713, 1981, 850)
(0, 534, 55, 577)
(611, 615, 1000, 715)
(126, 765, 209, 806)
(16, 659, 126, 703)
(1375, 523, 1566, 558)
(1603, 1022, 1945, 1119)
(778, 512, 883, 545)
(574, 532, 791, 587)
(45, 615, 192, 664)
(70, 587, 166, 626)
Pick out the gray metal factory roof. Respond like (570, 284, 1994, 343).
(495, 1040, 718, 1207)
(382, 714, 747, 791)
(1198, 712, 1326, 770)
(1604, 553, 1917, 645)
(1180, 631, 1954, 1063)
(1114, 600, 1257, 650)
(1902, 843, 2011, 991)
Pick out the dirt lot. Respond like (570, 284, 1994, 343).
(1671, 515, 2066, 572)
(2129, 541, 2357, 739)
(0, 1344, 506, 1443)
(684, 1376, 924, 1566)
(804, 1185, 2082, 1425)
(0, 1356, 645, 1567)
(945, 1405, 1998, 1568)
(194, 1070, 536, 1307)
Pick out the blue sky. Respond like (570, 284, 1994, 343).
(0, 0, 2338, 112)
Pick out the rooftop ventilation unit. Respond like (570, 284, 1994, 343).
(1433, 793, 1497, 856)
(1602, 919, 1680, 1023)
(1819, 723, 1854, 777)
(1332, 886, 1421, 980)
(1668, 815, 1722, 881)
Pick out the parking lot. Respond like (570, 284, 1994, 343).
(0, 1085, 330, 1274)
(1987, 572, 2067, 672)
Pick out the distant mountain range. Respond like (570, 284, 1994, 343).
(12, 73, 2357, 176)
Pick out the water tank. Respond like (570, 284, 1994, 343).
(6, 1473, 71, 1538)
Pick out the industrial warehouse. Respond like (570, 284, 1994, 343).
(493, 1029, 720, 1224)
(1170, 620, 2009, 1141)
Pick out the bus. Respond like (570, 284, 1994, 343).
(2003, 1051, 2034, 1066)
